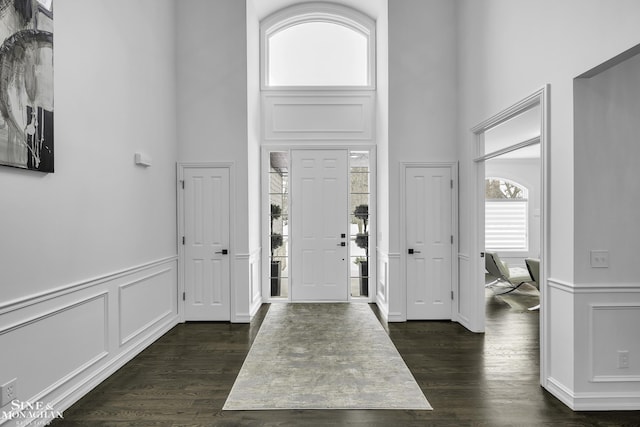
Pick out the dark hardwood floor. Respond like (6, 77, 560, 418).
(52, 295, 640, 426)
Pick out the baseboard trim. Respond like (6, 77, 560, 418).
(386, 311, 405, 323)
(545, 376, 640, 411)
(375, 298, 389, 323)
(546, 376, 576, 409)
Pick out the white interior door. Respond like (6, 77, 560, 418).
(183, 167, 231, 320)
(291, 149, 349, 301)
(406, 166, 453, 319)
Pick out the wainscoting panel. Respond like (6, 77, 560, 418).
(546, 278, 640, 410)
(590, 304, 640, 382)
(456, 254, 472, 329)
(386, 253, 404, 322)
(0, 257, 179, 426)
(263, 92, 374, 142)
(234, 251, 262, 323)
(250, 248, 262, 317)
(0, 293, 109, 410)
(119, 267, 176, 346)
(376, 249, 388, 305)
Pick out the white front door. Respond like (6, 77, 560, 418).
(183, 167, 231, 320)
(291, 149, 349, 301)
(406, 166, 453, 319)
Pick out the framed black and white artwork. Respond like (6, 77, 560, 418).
(0, 0, 53, 173)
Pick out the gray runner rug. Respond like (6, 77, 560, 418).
(223, 303, 432, 410)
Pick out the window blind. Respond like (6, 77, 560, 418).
(485, 200, 528, 250)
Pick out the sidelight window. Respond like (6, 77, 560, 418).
(269, 152, 289, 298)
(350, 151, 370, 297)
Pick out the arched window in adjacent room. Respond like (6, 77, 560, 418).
(261, 3, 376, 89)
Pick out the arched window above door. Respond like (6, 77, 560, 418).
(261, 3, 376, 89)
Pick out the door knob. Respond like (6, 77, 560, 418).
(337, 242, 346, 246)
(408, 249, 421, 254)
(215, 249, 229, 255)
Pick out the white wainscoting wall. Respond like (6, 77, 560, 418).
(384, 252, 403, 322)
(233, 249, 263, 323)
(546, 278, 640, 410)
(0, 257, 179, 426)
(376, 248, 390, 320)
(456, 253, 474, 330)
(249, 248, 263, 318)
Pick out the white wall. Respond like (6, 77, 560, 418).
(1, 0, 177, 303)
(176, 0, 258, 321)
(386, 0, 458, 320)
(0, 1, 179, 423)
(375, 1, 390, 311)
(457, 0, 640, 410)
(574, 53, 640, 284)
(246, 0, 262, 311)
(572, 51, 640, 408)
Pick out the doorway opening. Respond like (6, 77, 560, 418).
(263, 147, 375, 302)
(471, 86, 549, 385)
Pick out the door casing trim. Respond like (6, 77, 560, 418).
(469, 85, 550, 388)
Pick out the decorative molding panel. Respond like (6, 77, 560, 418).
(0, 257, 179, 426)
(457, 253, 473, 330)
(0, 293, 109, 408)
(376, 249, 389, 305)
(590, 303, 640, 382)
(545, 278, 640, 410)
(119, 267, 175, 346)
(250, 248, 262, 314)
(263, 92, 374, 142)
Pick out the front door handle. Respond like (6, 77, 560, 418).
(215, 249, 229, 255)
(408, 249, 421, 254)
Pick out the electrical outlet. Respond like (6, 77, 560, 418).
(590, 250, 609, 268)
(0, 378, 17, 407)
(618, 350, 630, 369)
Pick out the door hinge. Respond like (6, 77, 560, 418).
(182, 236, 185, 245)
(181, 180, 185, 189)
(451, 179, 454, 189)
(451, 235, 454, 244)
(451, 291, 454, 300)
(182, 292, 186, 301)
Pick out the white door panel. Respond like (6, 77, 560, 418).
(291, 150, 349, 301)
(184, 167, 231, 320)
(406, 167, 453, 320)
